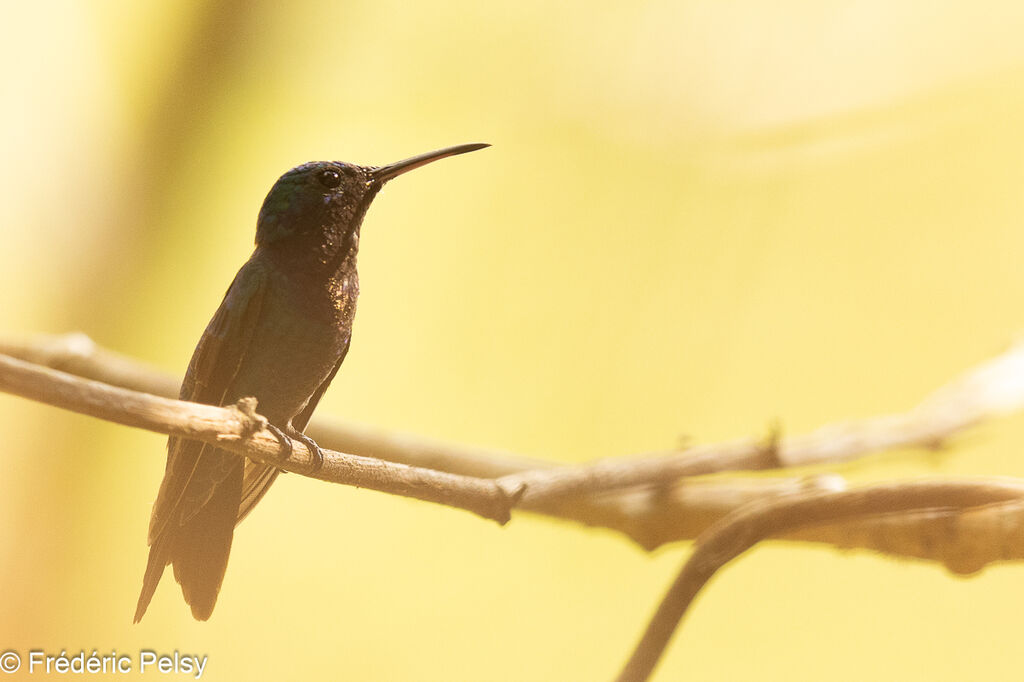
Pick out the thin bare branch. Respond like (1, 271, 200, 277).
(0, 352, 514, 524)
(501, 338, 1024, 504)
(6, 333, 1024, 568)
(0, 333, 549, 477)
(13, 334, 1024, 496)
(615, 479, 1024, 682)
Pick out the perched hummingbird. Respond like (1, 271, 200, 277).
(135, 143, 489, 622)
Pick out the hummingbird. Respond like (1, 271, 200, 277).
(134, 143, 489, 622)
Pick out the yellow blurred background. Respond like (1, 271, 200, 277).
(4, 0, 1024, 679)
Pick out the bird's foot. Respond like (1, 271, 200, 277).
(265, 424, 324, 473)
(265, 423, 294, 463)
(290, 430, 326, 473)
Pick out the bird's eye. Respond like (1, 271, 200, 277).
(317, 168, 342, 189)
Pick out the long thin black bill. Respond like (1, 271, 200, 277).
(370, 143, 490, 184)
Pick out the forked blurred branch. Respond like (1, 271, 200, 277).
(616, 480, 1024, 682)
(4, 332, 1024, 682)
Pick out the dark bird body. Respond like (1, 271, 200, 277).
(135, 143, 488, 622)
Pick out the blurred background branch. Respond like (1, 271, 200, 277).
(618, 479, 1024, 682)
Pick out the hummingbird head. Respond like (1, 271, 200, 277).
(254, 143, 489, 252)
(254, 161, 375, 249)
